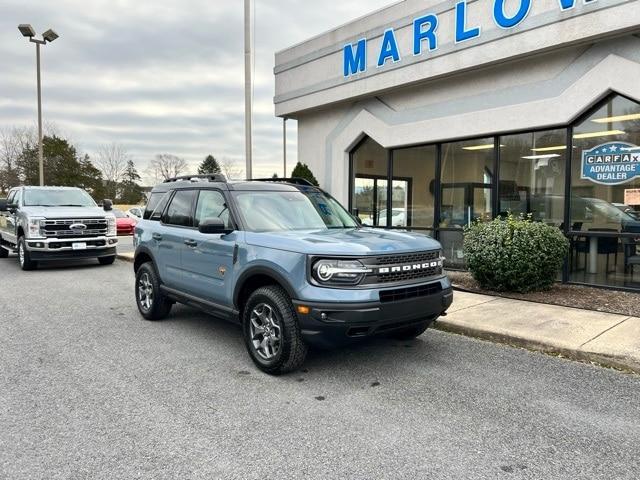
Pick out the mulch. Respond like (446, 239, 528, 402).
(446, 270, 640, 318)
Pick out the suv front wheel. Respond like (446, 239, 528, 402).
(242, 285, 307, 375)
(135, 262, 172, 320)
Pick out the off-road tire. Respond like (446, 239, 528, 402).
(98, 255, 116, 265)
(135, 262, 172, 321)
(242, 285, 307, 375)
(17, 237, 37, 271)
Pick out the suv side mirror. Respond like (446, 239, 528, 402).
(103, 199, 113, 211)
(198, 218, 230, 235)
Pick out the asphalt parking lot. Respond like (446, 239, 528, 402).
(1, 258, 639, 479)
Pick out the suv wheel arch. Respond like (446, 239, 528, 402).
(234, 268, 297, 314)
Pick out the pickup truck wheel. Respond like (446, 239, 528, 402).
(18, 237, 37, 271)
(135, 262, 172, 320)
(242, 285, 307, 375)
(98, 255, 116, 265)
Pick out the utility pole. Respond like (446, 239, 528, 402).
(283, 118, 287, 177)
(244, 0, 253, 180)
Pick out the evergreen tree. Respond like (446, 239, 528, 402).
(119, 159, 144, 204)
(197, 155, 221, 175)
(272, 173, 279, 179)
(290, 162, 319, 186)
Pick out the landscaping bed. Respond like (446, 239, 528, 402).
(447, 270, 640, 317)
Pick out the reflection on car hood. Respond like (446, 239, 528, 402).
(20, 206, 112, 218)
(245, 228, 441, 255)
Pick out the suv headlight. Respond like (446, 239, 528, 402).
(27, 218, 45, 239)
(106, 216, 117, 236)
(311, 259, 372, 286)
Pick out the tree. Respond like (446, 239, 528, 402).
(291, 162, 319, 186)
(197, 155, 221, 175)
(150, 154, 188, 181)
(15, 135, 105, 200)
(271, 173, 279, 179)
(119, 160, 144, 204)
(95, 143, 129, 200)
(220, 157, 244, 181)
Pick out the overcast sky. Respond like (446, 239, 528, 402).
(0, 0, 393, 183)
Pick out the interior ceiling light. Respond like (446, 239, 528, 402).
(522, 154, 561, 160)
(462, 144, 504, 151)
(592, 113, 640, 124)
(573, 130, 625, 139)
(531, 145, 567, 152)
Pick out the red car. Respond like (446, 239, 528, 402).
(113, 209, 137, 235)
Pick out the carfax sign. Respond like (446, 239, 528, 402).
(581, 142, 640, 186)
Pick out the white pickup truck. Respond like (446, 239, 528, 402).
(0, 186, 118, 270)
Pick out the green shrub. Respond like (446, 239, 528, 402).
(463, 214, 569, 293)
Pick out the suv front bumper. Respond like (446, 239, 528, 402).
(293, 282, 453, 348)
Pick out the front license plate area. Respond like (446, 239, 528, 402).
(72, 242, 87, 250)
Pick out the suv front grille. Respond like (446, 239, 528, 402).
(42, 218, 108, 238)
(361, 250, 442, 286)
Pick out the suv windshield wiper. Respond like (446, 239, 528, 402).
(55, 204, 88, 207)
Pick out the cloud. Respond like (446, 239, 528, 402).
(0, 0, 394, 183)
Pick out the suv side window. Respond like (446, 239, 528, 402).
(13, 190, 22, 207)
(162, 190, 196, 227)
(149, 192, 172, 221)
(194, 190, 231, 228)
(6, 190, 16, 205)
(144, 192, 165, 220)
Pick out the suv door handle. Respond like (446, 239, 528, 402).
(184, 239, 198, 247)
(152, 233, 163, 241)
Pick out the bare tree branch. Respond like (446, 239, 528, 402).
(219, 157, 244, 181)
(149, 154, 188, 181)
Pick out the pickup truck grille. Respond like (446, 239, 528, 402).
(361, 250, 443, 285)
(42, 218, 108, 238)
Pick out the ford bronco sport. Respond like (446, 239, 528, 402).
(0, 186, 118, 270)
(133, 175, 453, 374)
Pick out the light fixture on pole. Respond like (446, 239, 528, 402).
(18, 24, 59, 187)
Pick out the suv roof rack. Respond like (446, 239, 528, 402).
(251, 177, 316, 187)
(164, 174, 227, 183)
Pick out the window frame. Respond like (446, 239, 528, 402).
(193, 188, 237, 231)
(160, 189, 198, 229)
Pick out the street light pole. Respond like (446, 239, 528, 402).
(244, 0, 253, 180)
(283, 118, 287, 177)
(18, 24, 58, 187)
(35, 41, 44, 186)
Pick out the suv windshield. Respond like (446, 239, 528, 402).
(24, 188, 96, 207)
(233, 190, 358, 232)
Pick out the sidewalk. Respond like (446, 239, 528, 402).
(436, 291, 640, 374)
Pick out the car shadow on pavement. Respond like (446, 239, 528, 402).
(158, 304, 443, 378)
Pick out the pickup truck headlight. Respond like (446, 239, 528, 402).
(26, 218, 45, 239)
(106, 217, 117, 237)
(312, 259, 372, 286)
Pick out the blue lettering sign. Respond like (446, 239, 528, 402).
(455, 1, 481, 43)
(581, 142, 640, 186)
(493, 0, 532, 29)
(414, 14, 438, 55)
(378, 28, 401, 67)
(341, 0, 599, 76)
(343, 39, 367, 77)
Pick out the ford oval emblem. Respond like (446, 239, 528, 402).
(70, 223, 87, 230)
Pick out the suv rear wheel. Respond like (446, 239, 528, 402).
(242, 285, 307, 375)
(18, 237, 37, 271)
(135, 262, 172, 320)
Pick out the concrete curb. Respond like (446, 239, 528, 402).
(434, 319, 640, 375)
(117, 252, 134, 263)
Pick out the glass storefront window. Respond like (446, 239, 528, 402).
(499, 129, 567, 226)
(390, 146, 437, 230)
(569, 94, 640, 288)
(351, 138, 388, 226)
(439, 138, 494, 268)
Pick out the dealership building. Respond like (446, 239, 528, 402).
(274, 0, 640, 290)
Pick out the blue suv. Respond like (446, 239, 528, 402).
(133, 175, 453, 374)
